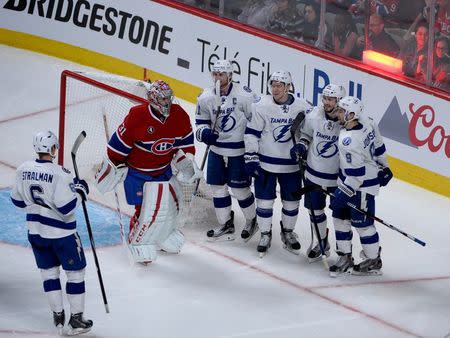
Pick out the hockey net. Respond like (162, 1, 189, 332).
(59, 70, 213, 228)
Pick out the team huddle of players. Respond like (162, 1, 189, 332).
(11, 59, 393, 335)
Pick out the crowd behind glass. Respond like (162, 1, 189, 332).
(174, 0, 450, 93)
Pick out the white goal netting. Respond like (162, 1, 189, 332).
(59, 70, 213, 228)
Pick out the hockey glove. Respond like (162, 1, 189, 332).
(244, 153, 262, 178)
(290, 143, 307, 162)
(330, 187, 353, 210)
(74, 178, 89, 201)
(378, 167, 393, 187)
(200, 128, 219, 146)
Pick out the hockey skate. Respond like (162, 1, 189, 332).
(241, 217, 258, 242)
(280, 222, 301, 255)
(206, 211, 235, 241)
(329, 251, 354, 277)
(67, 312, 93, 336)
(307, 229, 331, 263)
(352, 247, 382, 276)
(53, 310, 65, 335)
(257, 230, 272, 258)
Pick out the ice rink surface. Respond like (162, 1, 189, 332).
(0, 45, 449, 338)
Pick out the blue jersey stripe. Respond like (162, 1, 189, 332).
(109, 132, 132, 155)
(374, 144, 386, 156)
(245, 127, 262, 138)
(26, 214, 76, 230)
(306, 166, 339, 180)
(259, 154, 297, 166)
(57, 198, 77, 215)
(215, 141, 245, 149)
(11, 197, 26, 208)
(344, 166, 366, 177)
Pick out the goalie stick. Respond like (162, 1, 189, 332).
(102, 111, 126, 246)
(71, 131, 110, 313)
(290, 112, 329, 270)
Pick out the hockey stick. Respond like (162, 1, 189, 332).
(102, 111, 126, 246)
(290, 112, 329, 270)
(192, 79, 221, 196)
(71, 131, 110, 313)
(304, 182, 426, 247)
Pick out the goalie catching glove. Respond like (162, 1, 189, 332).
(94, 157, 128, 193)
(172, 150, 203, 184)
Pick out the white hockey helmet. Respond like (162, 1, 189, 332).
(211, 59, 233, 75)
(147, 80, 174, 117)
(33, 130, 59, 157)
(268, 70, 293, 94)
(337, 96, 364, 124)
(322, 84, 346, 100)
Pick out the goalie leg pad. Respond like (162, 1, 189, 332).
(159, 229, 185, 254)
(128, 179, 181, 250)
(94, 157, 128, 194)
(129, 244, 158, 264)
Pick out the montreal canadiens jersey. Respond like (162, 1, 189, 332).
(107, 103, 195, 176)
(245, 94, 311, 173)
(337, 117, 388, 196)
(11, 160, 80, 239)
(298, 105, 341, 187)
(196, 83, 259, 157)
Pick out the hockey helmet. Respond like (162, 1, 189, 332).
(33, 130, 59, 157)
(147, 80, 174, 117)
(337, 96, 364, 124)
(211, 60, 233, 75)
(322, 84, 346, 100)
(268, 70, 293, 94)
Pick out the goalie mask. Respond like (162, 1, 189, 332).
(147, 80, 174, 117)
(33, 130, 59, 158)
(337, 96, 364, 126)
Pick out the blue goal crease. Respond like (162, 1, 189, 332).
(0, 188, 128, 248)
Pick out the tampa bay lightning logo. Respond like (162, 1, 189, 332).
(316, 140, 338, 158)
(218, 114, 236, 132)
(281, 105, 289, 114)
(273, 124, 292, 143)
(150, 138, 175, 155)
(342, 137, 352, 146)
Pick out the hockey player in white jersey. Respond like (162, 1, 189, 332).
(196, 59, 259, 242)
(10, 131, 93, 335)
(244, 70, 311, 257)
(290, 84, 346, 262)
(329, 97, 393, 276)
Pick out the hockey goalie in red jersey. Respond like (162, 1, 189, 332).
(95, 80, 201, 264)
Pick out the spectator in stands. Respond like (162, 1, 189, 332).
(416, 37, 450, 89)
(266, 0, 303, 41)
(237, 0, 275, 30)
(301, 2, 330, 47)
(423, 0, 450, 37)
(357, 14, 400, 57)
(432, 37, 450, 89)
(400, 22, 429, 77)
(332, 11, 361, 59)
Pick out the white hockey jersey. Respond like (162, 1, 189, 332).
(296, 105, 341, 187)
(337, 117, 388, 196)
(245, 94, 311, 173)
(196, 83, 259, 157)
(11, 160, 81, 239)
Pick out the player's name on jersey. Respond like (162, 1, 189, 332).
(316, 131, 339, 141)
(22, 171, 54, 183)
